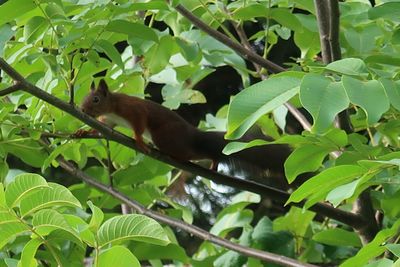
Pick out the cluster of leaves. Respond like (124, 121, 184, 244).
(0, 173, 170, 266)
(1, 0, 400, 266)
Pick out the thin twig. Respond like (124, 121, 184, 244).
(313, 0, 332, 64)
(0, 83, 21, 96)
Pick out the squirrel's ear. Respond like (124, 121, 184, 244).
(98, 79, 109, 96)
(90, 81, 96, 92)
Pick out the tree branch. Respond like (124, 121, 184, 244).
(313, 1, 378, 243)
(0, 82, 22, 96)
(0, 57, 367, 232)
(313, 0, 332, 64)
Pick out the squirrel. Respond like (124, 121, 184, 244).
(79, 79, 292, 186)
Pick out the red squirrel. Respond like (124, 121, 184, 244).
(80, 79, 291, 183)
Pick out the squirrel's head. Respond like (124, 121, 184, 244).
(81, 79, 112, 117)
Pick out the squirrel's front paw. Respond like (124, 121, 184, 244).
(72, 129, 100, 138)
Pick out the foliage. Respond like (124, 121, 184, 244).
(1, 0, 400, 266)
(0, 173, 169, 266)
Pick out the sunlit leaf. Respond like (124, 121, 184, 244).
(98, 246, 140, 267)
(5, 173, 49, 208)
(97, 215, 169, 247)
(18, 238, 42, 267)
(20, 183, 82, 217)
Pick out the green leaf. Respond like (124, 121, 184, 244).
(97, 215, 170, 247)
(23, 16, 49, 44)
(0, 0, 36, 26)
(313, 228, 362, 247)
(176, 37, 200, 62)
(106, 20, 158, 42)
(273, 207, 315, 248)
(145, 35, 176, 74)
(4, 141, 47, 168)
(32, 209, 80, 242)
(216, 192, 260, 220)
(222, 139, 269, 155)
(342, 76, 389, 125)
(42, 143, 85, 172)
(0, 210, 19, 225)
(325, 179, 360, 207)
(5, 173, 49, 208)
(62, 215, 93, 247)
(94, 39, 124, 70)
(20, 183, 82, 218)
(325, 58, 368, 76)
(286, 165, 365, 208)
(368, 2, 400, 22)
(130, 0, 168, 11)
(227, 72, 303, 139)
(131, 242, 188, 263)
(0, 222, 30, 249)
(0, 184, 6, 208)
(284, 144, 330, 184)
(98, 246, 140, 267)
(210, 209, 253, 237)
(0, 160, 8, 184)
(300, 74, 349, 133)
(341, 219, 400, 267)
(380, 79, 400, 112)
(18, 238, 43, 267)
(386, 244, 400, 258)
(232, 4, 269, 20)
(87, 201, 104, 232)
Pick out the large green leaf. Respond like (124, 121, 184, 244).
(273, 207, 314, 249)
(325, 179, 361, 207)
(18, 238, 43, 267)
(145, 35, 176, 74)
(325, 58, 368, 76)
(300, 74, 349, 133)
(88, 201, 104, 232)
(23, 16, 49, 44)
(20, 183, 82, 218)
(0, 222, 30, 249)
(98, 246, 140, 267)
(97, 215, 170, 247)
(32, 209, 81, 242)
(210, 209, 253, 237)
(0, 0, 36, 26)
(380, 79, 400, 112)
(106, 20, 158, 42)
(313, 228, 362, 247)
(342, 76, 389, 125)
(94, 39, 125, 70)
(231, 4, 269, 20)
(0, 184, 6, 208)
(286, 165, 365, 208)
(131, 242, 189, 263)
(5, 173, 49, 208)
(284, 144, 331, 184)
(0, 210, 19, 225)
(226, 72, 303, 139)
(368, 2, 400, 22)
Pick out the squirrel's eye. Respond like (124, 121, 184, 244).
(92, 96, 100, 104)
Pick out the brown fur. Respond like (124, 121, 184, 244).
(81, 80, 292, 184)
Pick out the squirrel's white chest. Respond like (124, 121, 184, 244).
(102, 113, 152, 142)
